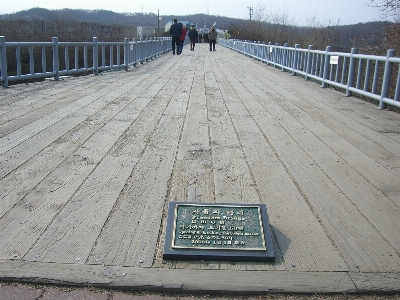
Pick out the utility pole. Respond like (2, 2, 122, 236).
(157, 10, 160, 37)
(247, 6, 253, 21)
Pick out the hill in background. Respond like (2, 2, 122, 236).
(0, 7, 391, 52)
(0, 7, 235, 30)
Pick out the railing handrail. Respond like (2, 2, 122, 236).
(0, 36, 172, 88)
(2, 36, 399, 111)
(219, 39, 400, 110)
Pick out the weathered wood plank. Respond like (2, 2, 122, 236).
(0, 73, 161, 221)
(0, 46, 400, 293)
(206, 88, 273, 271)
(0, 80, 66, 109)
(351, 272, 400, 292)
(204, 53, 269, 272)
(0, 62, 172, 248)
(241, 63, 400, 252)
(0, 81, 109, 137)
(270, 83, 400, 172)
(0, 260, 359, 294)
(211, 52, 347, 272)
(253, 74, 400, 200)
(204, 54, 259, 207)
(18, 62, 181, 264)
(219, 52, 400, 272)
(0, 97, 152, 260)
(0, 72, 147, 156)
(0, 93, 104, 154)
(87, 97, 178, 267)
(168, 58, 213, 204)
(154, 54, 216, 269)
(0, 78, 91, 117)
(0, 96, 137, 218)
(86, 55, 191, 268)
(17, 118, 136, 262)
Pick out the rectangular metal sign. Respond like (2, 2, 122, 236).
(330, 55, 339, 65)
(172, 204, 266, 250)
(163, 202, 275, 262)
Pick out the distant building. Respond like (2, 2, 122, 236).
(137, 26, 155, 40)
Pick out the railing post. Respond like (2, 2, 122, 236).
(322, 45, 332, 87)
(0, 36, 9, 88)
(52, 37, 60, 81)
(93, 37, 99, 75)
(145, 38, 148, 62)
(267, 42, 272, 64)
(138, 39, 142, 64)
(292, 44, 299, 75)
(305, 45, 313, 80)
(379, 49, 396, 109)
(345, 47, 358, 96)
(133, 38, 138, 66)
(154, 38, 157, 57)
(273, 43, 279, 68)
(283, 43, 288, 71)
(124, 38, 129, 71)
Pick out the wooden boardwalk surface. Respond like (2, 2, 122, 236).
(1, 43, 400, 293)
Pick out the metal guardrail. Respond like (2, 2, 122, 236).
(219, 39, 400, 109)
(0, 36, 172, 88)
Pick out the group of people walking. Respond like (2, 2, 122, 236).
(169, 18, 218, 55)
(169, 19, 186, 55)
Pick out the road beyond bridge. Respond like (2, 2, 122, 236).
(0, 43, 400, 294)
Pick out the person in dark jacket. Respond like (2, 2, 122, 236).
(188, 25, 198, 51)
(208, 26, 218, 51)
(170, 19, 182, 55)
(178, 23, 187, 54)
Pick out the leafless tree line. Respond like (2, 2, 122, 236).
(0, 17, 136, 42)
(227, 1, 399, 55)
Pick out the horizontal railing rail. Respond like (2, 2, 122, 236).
(219, 39, 400, 109)
(0, 36, 172, 87)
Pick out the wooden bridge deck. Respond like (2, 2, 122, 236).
(1, 43, 400, 293)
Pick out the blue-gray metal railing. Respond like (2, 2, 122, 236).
(219, 39, 400, 109)
(0, 36, 172, 88)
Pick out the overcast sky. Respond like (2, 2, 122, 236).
(0, 0, 381, 26)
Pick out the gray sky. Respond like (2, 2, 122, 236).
(0, 0, 381, 26)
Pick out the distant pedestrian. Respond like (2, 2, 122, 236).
(178, 23, 187, 54)
(170, 18, 182, 55)
(188, 25, 198, 51)
(198, 33, 202, 43)
(203, 31, 209, 43)
(208, 26, 217, 52)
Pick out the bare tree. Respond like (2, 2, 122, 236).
(301, 16, 341, 50)
(366, 0, 399, 53)
(367, 0, 400, 20)
(253, 2, 268, 24)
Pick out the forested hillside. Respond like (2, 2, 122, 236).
(0, 7, 394, 54)
(0, 8, 235, 31)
